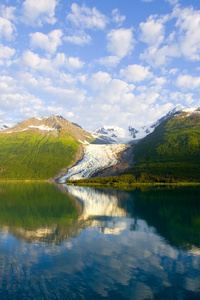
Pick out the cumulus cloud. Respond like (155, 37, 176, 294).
(177, 74, 200, 90)
(140, 6, 200, 67)
(66, 3, 108, 30)
(89, 71, 112, 90)
(21, 0, 57, 26)
(0, 75, 43, 120)
(64, 31, 91, 46)
(139, 14, 181, 67)
(0, 5, 16, 21)
(112, 9, 126, 26)
(120, 64, 153, 82)
(170, 91, 195, 105)
(89, 77, 135, 107)
(30, 30, 63, 54)
(173, 5, 200, 61)
(140, 43, 180, 67)
(0, 73, 87, 123)
(139, 15, 165, 46)
(0, 17, 16, 40)
(22, 51, 85, 73)
(107, 28, 134, 59)
(0, 44, 15, 66)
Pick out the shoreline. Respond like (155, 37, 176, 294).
(0, 177, 200, 187)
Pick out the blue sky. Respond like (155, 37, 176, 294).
(0, 0, 200, 130)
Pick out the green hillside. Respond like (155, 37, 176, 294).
(0, 131, 79, 179)
(126, 111, 200, 182)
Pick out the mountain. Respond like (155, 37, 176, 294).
(0, 115, 93, 180)
(92, 125, 130, 144)
(92, 106, 184, 143)
(125, 108, 200, 181)
(0, 123, 12, 131)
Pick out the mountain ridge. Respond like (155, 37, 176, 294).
(0, 107, 199, 182)
(0, 116, 93, 180)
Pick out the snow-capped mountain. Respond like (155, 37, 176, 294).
(0, 123, 13, 131)
(92, 106, 199, 144)
(92, 125, 131, 144)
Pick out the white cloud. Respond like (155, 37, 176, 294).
(91, 78, 135, 106)
(0, 75, 43, 119)
(0, 43, 15, 66)
(22, 51, 85, 72)
(0, 73, 87, 122)
(30, 30, 63, 54)
(107, 28, 134, 59)
(21, 0, 57, 26)
(0, 17, 15, 40)
(0, 5, 16, 21)
(170, 91, 195, 105)
(140, 6, 200, 67)
(89, 72, 112, 90)
(66, 3, 108, 30)
(166, 0, 179, 5)
(120, 64, 153, 82)
(173, 6, 200, 61)
(140, 43, 180, 67)
(139, 15, 165, 46)
(67, 56, 85, 70)
(96, 56, 120, 67)
(177, 74, 200, 90)
(112, 9, 126, 26)
(64, 31, 91, 46)
(138, 14, 181, 67)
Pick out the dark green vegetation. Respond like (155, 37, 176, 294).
(133, 186, 200, 249)
(0, 131, 79, 179)
(0, 182, 79, 230)
(68, 173, 181, 188)
(126, 111, 200, 182)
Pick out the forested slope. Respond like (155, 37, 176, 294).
(0, 116, 92, 180)
(126, 110, 200, 181)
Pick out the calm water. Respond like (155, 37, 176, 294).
(0, 183, 199, 299)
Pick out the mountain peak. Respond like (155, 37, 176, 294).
(1, 115, 93, 144)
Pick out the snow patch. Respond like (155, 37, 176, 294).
(78, 140, 89, 145)
(29, 125, 55, 131)
(182, 107, 196, 113)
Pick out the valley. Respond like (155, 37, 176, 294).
(58, 143, 133, 182)
(0, 106, 200, 183)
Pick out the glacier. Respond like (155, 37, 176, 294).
(59, 143, 127, 182)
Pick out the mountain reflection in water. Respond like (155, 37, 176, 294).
(0, 183, 199, 299)
(63, 184, 133, 218)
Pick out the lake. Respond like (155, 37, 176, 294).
(0, 182, 199, 299)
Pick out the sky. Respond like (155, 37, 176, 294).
(0, 0, 200, 131)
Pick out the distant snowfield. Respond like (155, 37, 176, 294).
(59, 143, 127, 182)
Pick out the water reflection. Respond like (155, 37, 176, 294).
(132, 186, 200, 250)
(0, 182, 81, 244)
(64, 184, 133, 218)
(0, 183, 199, 299)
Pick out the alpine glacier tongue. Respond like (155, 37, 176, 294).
(59, 144, 127, 182)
